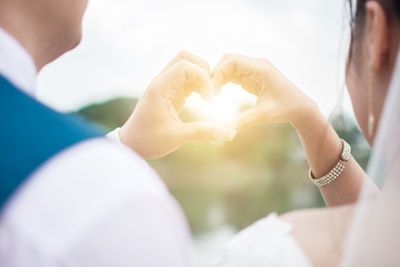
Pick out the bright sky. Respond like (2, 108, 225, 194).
(37, 0, 354, 124)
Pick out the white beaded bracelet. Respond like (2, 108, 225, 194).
(309, 139, 351, 187)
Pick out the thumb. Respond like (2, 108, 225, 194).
(229, 107, 266, 134)
(177, 122, 230, 143)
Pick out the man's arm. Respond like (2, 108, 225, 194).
(65, 194, 190, 267)
(0, 138, 191, 267)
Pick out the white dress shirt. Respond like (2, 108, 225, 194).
(0, 28, 191, 267)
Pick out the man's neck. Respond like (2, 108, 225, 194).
(0, 4, 55, 71)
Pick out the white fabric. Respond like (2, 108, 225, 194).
(0, 28, 191, 267)
(0, 28, 36, 96)
(340, 48, 400, 266)
(212, 213, 312, 267)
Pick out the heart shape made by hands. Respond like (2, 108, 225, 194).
(184, 83, 257, 128)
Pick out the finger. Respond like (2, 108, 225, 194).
(162, 59, 214, 101)
(177, 122, 230, 143)
(212, 54, 263, 96)
(211, 54, 234, 94)
(160, 50, 210, 76)
(229, 107, 267, 133)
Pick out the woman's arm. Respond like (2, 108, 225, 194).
(212, 53, 379, 207)
(292, 104, 378, 206)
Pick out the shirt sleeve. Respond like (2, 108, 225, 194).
(57, 140, 192, 267)
(106, 128, 153, 172)
(106, 128, 124, 147)
(63, 194, 191, 267)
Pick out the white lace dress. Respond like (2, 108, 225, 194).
(212, 213, 313, 267)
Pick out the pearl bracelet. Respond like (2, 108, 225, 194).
(309, 139, 351, 187)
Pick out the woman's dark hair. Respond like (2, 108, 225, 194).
(348, 0, 400, 61)
(349, 0, 400, 38)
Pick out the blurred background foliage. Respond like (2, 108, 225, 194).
(77, 97, 370, 236)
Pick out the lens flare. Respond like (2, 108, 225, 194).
(185, 84, 257, 126)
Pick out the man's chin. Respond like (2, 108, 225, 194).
(69, 30, 83, 51)
(41, 31, 83, 70)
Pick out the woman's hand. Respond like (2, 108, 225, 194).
(119, 51, 230, 159)
(212, 54, 317, 135)
(212, 54, 374, 206)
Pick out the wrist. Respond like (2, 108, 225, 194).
(290, 99, 321, 131)
(118, 124, 136, 151)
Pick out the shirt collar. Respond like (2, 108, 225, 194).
(0, 28, 37, 97)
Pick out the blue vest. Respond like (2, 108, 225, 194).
(0, 75, 104, 210)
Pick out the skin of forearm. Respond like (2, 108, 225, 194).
(291, 104, 372, 207)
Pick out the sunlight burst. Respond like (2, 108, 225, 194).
(185, 84, 257, 126)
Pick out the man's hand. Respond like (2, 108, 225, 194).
(119, 51, 230, 159)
